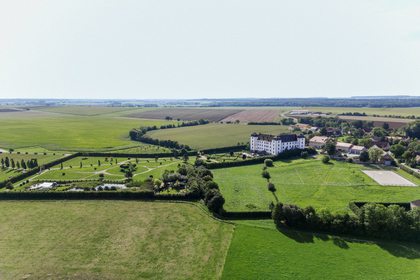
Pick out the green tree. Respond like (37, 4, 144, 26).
(359, 150, 370, 162)
(390, 144, 406, 158)
(325, 140, 336, 155)
(264, 159, 274, 167)
(261, 170, 271, 181)
(368, 147, 382, 163)
(322, 155, 330, 164)
(267, 182, 276, 193)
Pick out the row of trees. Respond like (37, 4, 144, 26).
(273, 202, 420, 242)
(1, 157, 39, 170)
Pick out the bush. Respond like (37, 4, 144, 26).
(322, 155, 330, 164)
(264, 159, 274, 167)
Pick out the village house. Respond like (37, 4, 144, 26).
(309, 136, 329, 149)
(336, 142, 353, 153)
(379, 152, 394, 166)
(349, 145, 367, 155)
(250, 133, 305, 155)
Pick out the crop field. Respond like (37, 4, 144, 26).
(0, 153, 63, 181)
(0, 110, 176, 151)
(147, 123, 289, 149)
(0, 201, 234, 279)
(338, 115, 413, 128)
(304, 106, 420, 117)
(126, 108, 243, 122)
(220, 109, 282, 123)
(33, 106, 140, 116)
(23, 156, 182, 183)
(213, 159, 420, 212)
(222, 222, 420, 280)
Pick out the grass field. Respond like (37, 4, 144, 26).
(304, 107, 420, 117)
(0, 201, 233, 279)
(126, 108, 242, 122)
(0, 110, 176, 151)
(147, 123, 289, 149)
(24, 156, 181, 183)
(213, 159, 420, 212)
(222, 221, 420, 280)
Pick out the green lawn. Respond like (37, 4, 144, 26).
(213, 159, 420, 212)
(147, 123, 289, 149)
(0, 201, 233, 279)
(24, 156, 181, 184)
(222, 222, 420, 280)
(0, 110, 176, 151)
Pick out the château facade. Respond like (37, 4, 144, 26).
(250, 133, 305, 155)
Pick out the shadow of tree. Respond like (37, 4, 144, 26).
(276, 224, 420, 259)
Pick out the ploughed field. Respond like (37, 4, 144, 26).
(222, 221, 420, 280)
(0, 109, 177, 151)
(0, 201, 233, 279)
(21, 156, 181, 183)
(213, 159, 420, 212)
(146, 123, 289, 150)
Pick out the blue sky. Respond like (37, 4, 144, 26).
(0, 0, 419, 99)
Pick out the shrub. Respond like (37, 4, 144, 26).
(322, 155, 330, 164)
(264, 159, 274, 167)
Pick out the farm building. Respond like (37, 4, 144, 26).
(309, 136, 329, 149)
(29, 182, 57, 191)
(250, 133, 305, 155)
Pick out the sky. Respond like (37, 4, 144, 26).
(0, 0, 419, 99)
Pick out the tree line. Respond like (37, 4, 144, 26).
(1, 157, 39, 170)
(272, 202, 420, 243)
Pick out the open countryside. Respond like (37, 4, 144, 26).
(0, 101, 419, 280)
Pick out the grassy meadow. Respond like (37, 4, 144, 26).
(222, 221, 420, 280)
(0, 201, 233, 279)
(147, 123, 289, 149)
(0, 110, 177, 151)
(213, 159, 420, 212)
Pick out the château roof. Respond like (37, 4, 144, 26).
(251, 133, 304, 142)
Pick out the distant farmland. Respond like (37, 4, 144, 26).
(126, 108, 242, 122)
(337, 115, 413, 128)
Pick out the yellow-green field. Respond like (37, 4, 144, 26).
(146, 123, 289, 149)
(0, 201, 234, 279)
(0, 110, 176, 151)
